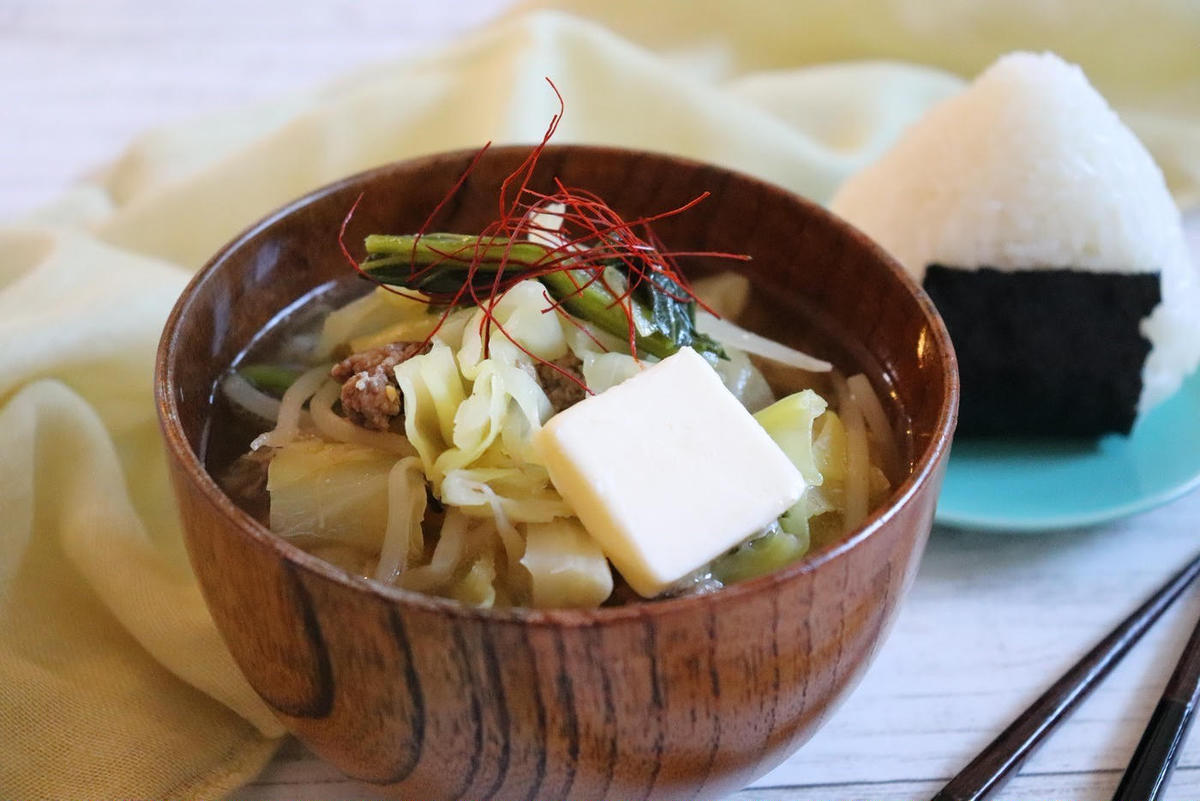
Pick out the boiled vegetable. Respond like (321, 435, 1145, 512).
(710, 523, 809, 585)
(360, 233, 726, 361)
(238, 363, 303, 396)
(267, 439, 396, 550)
(520, 518, 613, 608)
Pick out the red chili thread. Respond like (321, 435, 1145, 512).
(339, 77, 750, 394)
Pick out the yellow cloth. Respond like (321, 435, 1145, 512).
(1, 7, 1196, 800)
(515, 0, 1200, 207)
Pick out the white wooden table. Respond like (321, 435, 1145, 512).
(6, 2, 1200, 798)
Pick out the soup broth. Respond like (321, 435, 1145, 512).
(204, 269, 912, 608)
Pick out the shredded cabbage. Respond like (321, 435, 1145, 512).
(521, 518, 613, 608)
(441, 466, 572, 524)
(714, 346, 775, 412)
(393, 342, 464, 479)
(458, 280, 568, 376)
(267, 439, 396, 550)
(580, 352, 644, 393)
(261, 263, 887, 608)
(318, 289, 409, 358)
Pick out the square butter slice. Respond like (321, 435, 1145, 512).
(534, 347, 805, 597)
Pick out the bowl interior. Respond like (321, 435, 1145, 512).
(159, 144, 957, 605)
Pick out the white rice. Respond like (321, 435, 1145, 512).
(831, 51, 1200, 414)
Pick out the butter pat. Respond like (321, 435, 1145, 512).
(534, 347, 805, 597)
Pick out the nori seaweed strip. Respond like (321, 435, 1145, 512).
(922, 266, 1161, 437)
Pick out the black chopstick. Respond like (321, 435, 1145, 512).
(1111, 599, 1200, 801)
(930, 549, 1200, 801)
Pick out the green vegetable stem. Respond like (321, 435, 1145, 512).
(238, 364, 303, 397)
(359, 233, 726, 361)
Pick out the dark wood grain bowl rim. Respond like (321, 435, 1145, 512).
(155, 143, 959, 628)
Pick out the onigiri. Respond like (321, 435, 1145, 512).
(831, 51, 1200, 437)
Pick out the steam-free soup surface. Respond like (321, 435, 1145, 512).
(206, 271, 909, 609)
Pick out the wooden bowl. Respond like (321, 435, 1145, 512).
(155, 145, 958, 801)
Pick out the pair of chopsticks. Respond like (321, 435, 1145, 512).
(931, 550, 1200, 801)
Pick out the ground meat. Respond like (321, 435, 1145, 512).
(340, 371, 401, 431)
(332, 341, 428, 431)
(331, 341, 428, 382)
(535, 353, 588, 413)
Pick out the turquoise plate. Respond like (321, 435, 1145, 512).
(936, 369, 1200, 531)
